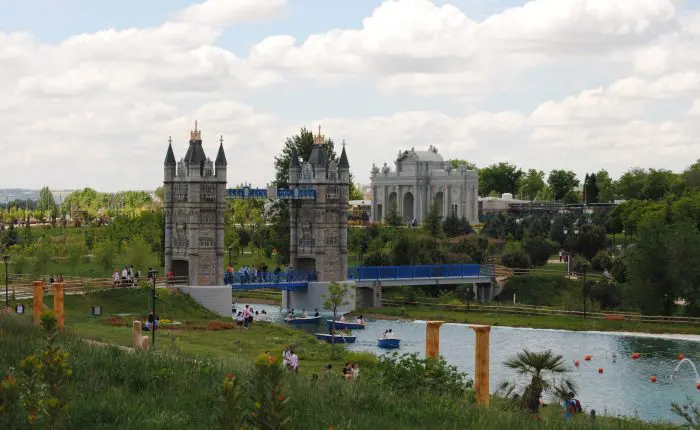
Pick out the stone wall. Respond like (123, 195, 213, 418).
(178, 286, 231, 317)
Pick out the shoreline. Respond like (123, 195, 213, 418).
(352, 312, 700, 342)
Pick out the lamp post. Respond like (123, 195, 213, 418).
(148, 269, 157, 347)
(3, 254, 9, 307)
(228, 245, 233, 267)
(563, 228, 578, 275)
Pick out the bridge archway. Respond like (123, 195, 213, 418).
(403, 192, 414, 220)
(295, 257, 316, 273)
(172, 260, 189, 279)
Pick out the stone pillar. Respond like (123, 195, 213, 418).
(442, 186, 448, 220)
(133, 320, 142, 348)
(425, 320, 445, 359)
(470, 325, 491, 406)
(32, 281, 43, 324)
(53, 283, 64, 329)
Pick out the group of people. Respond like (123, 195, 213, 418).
(381, 329, 395, 339)
(144, 312, 159, 331)
(235, 304, 268, 328)
(227, 264, 286, 284)
(286, 309, 320, 319)
(47, 274, 64, 284)
(112, 266, 143, 288)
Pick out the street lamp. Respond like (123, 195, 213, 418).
(148, 269, 158, 347)
(563, 228, 578, 275)
(228, 245, 233, 267)
(3, 254, 9, 307)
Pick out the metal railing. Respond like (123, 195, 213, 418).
(225, 270, 316, 285)
(349, 264, 489, 281)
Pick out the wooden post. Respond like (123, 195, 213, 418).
(32, 281, 44, 324)
(425, 321, 445, 359)
(53, 283, 64, 329)
(470, 325, 491, 406)
(133, 320, 142, 348)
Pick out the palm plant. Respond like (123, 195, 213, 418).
(498, 349, 577, 413)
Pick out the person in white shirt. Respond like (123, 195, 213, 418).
(113, 271, 120, 288)
(121, 267, 128, 286)
(302, 309, 309, 318)
(289, 351, 299, 373)
(339, 315, 346, 322)
(387, 329, 394, 339)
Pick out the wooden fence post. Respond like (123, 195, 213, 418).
(53, 283, 64, 329)
(32, 281, 44, 324)
(470, 325, 491, 406)
(133, 320, 142, 348)
(425, 321, 445, 359)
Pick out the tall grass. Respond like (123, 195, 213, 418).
(0, 315, 675, 429)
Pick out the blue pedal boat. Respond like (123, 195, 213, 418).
(315, 333, 357, 344)
(285, 316, 322, 324)
(377, 338, 401, 349)
(326, 320, 365, 330)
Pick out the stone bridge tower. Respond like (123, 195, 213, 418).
(288, 127, 350, 282)
(163, 122, 227, 286)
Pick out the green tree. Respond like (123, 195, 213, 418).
(547, 170, 579, 201)
(273, 127, 337, 189)
(94, 240, 116, 273)
(519, 169, 545, 201)
(154, 186, 165, 202)
(349, 183, 364, 201)
(34, 240, 52, 275)
(478, 163, 523, 196)
(682, 159, 700, 190)
(37, 186, 56, 212)
(322, 281, 352, 357)
(448, 159, 477, 170)
(385, 203, 403, 227)
(641, 169, 681, 200)
(572, 225, 607, 261)
(615, 168, 647, 200)
(122, 235, 154, 271)
(583, 173, 599, 204)
(595, 169, 615, 203)
(422, 203, 443, 239)
(501, 250, 532, 269)
(67, 242, 86, 269)
(500, 349, 576, 413)
(523, 235, 556, 267)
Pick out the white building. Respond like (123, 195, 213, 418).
(369, 146, 479, 224)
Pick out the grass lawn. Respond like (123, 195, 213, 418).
(23, 288, 373, 374)
(357, 306, 700, 335)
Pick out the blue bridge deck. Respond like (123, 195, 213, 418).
(227, 264, 494, 290)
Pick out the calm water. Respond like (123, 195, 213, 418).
(237, 303, 700, 423)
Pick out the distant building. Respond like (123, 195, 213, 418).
(369, 146, 478, 224)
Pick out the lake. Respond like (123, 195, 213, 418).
(236, 303, 700, 423)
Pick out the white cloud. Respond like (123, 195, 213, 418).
(1, 0, 700, 192)
(173, 0, 287, 27)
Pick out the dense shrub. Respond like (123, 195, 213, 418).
(523, 235, 556, 267)
(371, 352, 473, 396)
(591, 250, 613, 271)
(501, 250, 532, 269)
(589, 280, 622, 309)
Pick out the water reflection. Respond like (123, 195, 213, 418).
(237, 303, 700, 423)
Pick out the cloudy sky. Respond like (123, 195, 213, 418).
(1, 0, 699, 192)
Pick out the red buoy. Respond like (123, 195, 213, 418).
(574, 360, 580, 367)
(650, 376, 657, 383)
(584, 355, 592, 361)
(631, 353, 641, 360)
(696, 382, 700, 390)
(678, 353, 686, 361)
(598, 368, 604, 374)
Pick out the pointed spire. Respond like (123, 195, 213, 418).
(165, 136, 176, 165)
(338, 140, 349, 168)
(215, 135, 227, 165)
(290, 146, 300, 168)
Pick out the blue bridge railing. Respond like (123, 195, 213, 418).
(225, 270, 316, 291)
(348, 264, 491, 281)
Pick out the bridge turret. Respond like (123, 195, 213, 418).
(338, 141, 350, 183)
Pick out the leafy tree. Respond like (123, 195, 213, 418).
(2, 224, 19, 248)
(385, 203, 403, 227)
(549, 215, 568, 247)
(519, 169, 545, 201)
(322, 281, 352, 357)
(682, 159, 700, 190)
(422, 203, 443, 239)
(94, 240, 116, 273)
(672, 190, 700, 230)
(273, 127, 337, 189)
(572, 255, 591, 274)
(442, 215, 473, 238)
(38, 186, 56, 212)
(34, 240, 52, 275)
(572, 225, 607, 261)
(641, 168, 681, 200)
(154, 186, 164, 202)
(523, 235, 556, 267)
(349, 183, 364, 201)
(615, 168, 647, 200)
(122, 235, 154, 271)
(448, 159, 477, 170)
(595, 169, 615, 203)
(583, 173, 599, 204)
(67, 242, 86, 269)
(589, 279, 622, 309)
(483, 216, 505, 239)
(478, 163, 523, 196)
(547, 170, 579, 201)
(500, 349, 576, 413)
(591, 250, 612, 271)
(501, 251, 531, 269)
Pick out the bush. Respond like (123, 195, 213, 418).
(371, 352, 472, 396)
(589, 280, 622, 309)
(522, 235, 556, 267)
(501, 251, 531, 269)
(572, 255, 591, 274)
(591, 250, 613, 271)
